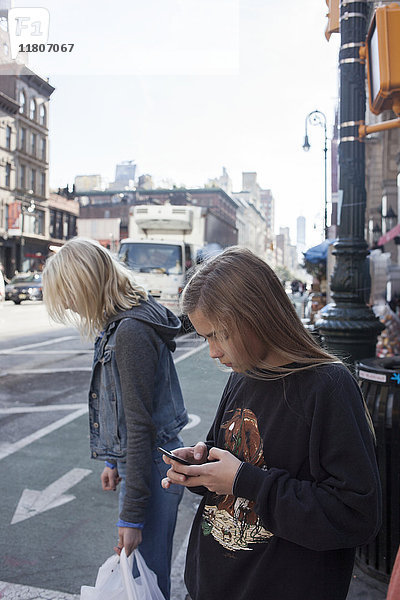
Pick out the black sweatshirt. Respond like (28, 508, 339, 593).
(185, 363, 381, 600)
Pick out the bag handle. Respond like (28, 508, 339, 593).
(120, 549, 137, 600)
(120, 548, 165, 600)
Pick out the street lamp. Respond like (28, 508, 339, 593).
(303, 110, 328, 239)
(19, 189, 35, 271)
(384, 206, 397, 232)
(371, 223, 382, 249)
(315, 1, 383, 365)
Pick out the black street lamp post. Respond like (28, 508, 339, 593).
(316, 0, 383, 364)
(303, 110, 328, 239)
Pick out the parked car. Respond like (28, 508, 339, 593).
(5, 272, 43, 304)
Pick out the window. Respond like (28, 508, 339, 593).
(5, 163, 11, 187)
(40, 172, 45, 196)
(68, 215, 77, 238)
(31, 168, 36, 192)
(63, 216, 68, 238)
(31, 133, 36, 156)
(49, 209, 56, 237)
(20, 127, 26, 151)
(56, 212, 63, 238)
(29, 98, 36, 121)
(20, 165, 25, 188)
(5, 125, 11, 149)
(39, 104, 46, 126)
(19, 90, 26, 115)
(41, 137, 46, 160)
(35, 210, 44, 235)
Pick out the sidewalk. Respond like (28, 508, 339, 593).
(347, 564, 388, 599)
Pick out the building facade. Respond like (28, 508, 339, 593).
(0, 62, 54, 275)
(78, 186, 238, 249)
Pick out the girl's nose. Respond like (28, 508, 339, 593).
(208, 339, 223, 359)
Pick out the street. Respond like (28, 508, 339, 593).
(0, 301, 230, 599)
(0, 301, 389, 600)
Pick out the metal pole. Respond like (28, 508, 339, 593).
(316, 0, 383, 364)
(323, 121, 328, 239)
(303, 110, 328, 239)
(19, 202, 24, 272)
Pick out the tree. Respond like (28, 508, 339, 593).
(274, 265, 294, 284)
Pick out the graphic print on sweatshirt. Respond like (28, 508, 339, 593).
(201, 407, 273, 551)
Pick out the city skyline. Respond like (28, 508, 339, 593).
(10, 0, 340, 247)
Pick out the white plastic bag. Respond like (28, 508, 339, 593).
(122, 548, 165, 600)
(80, 548, 165, 600)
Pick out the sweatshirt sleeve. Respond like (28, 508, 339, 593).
(233, 367, 382, 552)
(115, 318, 160, 524)
(187, 375, 234, 497)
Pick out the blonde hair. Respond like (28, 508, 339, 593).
(43, 237, 147, 339)
(181, 246, 340, 378)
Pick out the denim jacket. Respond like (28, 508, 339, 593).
(88, 296, 188, 461)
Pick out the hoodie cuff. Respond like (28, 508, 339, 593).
(117, 519, 144, 529)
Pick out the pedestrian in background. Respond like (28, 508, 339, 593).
(162, 246, 381, 600)
(43, 237, 188, 600)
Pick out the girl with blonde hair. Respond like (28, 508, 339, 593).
(43, 237, 188, 600)
(161, 246, 381, 600)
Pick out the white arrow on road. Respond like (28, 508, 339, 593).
(11, 468, 92, 524)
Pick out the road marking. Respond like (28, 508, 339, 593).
(0, 335, 79, 354)
(170, 529, 191, 600)
(0, 580, 79, 599)
(0, 403, 87, 414)
(175, 342, 206, 364)
(0, 406, 88, 461)
(0, 350, 92, 355)
(183, 413, 201, 430)
(11, 468, 92, 524)
(0, 340, 206, 377)
(0, 367, 92, 376)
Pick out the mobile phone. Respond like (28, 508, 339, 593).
(157, 447, 192, 466)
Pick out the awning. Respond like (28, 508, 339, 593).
(303, 239, 336, 264)
(378, 223, 400, 246)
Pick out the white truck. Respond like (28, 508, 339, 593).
(118, 204, 222, 314)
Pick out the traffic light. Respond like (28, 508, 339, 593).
(325, 0, 339, 41)
(362, 3, 400, 115)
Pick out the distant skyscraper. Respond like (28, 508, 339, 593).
(297, 216, 306, 245)
(115, 161, 136, 185)
(296, 216, 306, 266)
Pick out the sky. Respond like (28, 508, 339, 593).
(10, 0, 340, 248)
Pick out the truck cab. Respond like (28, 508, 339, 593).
(118, 238, 194, 315)
(119, 204, 212, 314)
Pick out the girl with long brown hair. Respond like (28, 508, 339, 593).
(162, 246, 381, 600)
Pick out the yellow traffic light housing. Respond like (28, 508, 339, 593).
(325, 0, 339, 41)
(362, 3, 400, 116)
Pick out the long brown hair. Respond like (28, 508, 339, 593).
(181, 246, 340, 378)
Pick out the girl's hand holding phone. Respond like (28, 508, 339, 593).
(161, 445, 242, 496)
